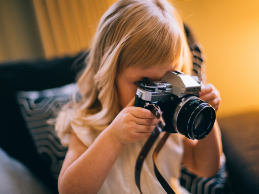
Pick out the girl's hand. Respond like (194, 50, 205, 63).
(199, 83, 221, 112)
(108, 98, 159, 145)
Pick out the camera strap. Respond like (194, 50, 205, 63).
(135, 104, 176, 194)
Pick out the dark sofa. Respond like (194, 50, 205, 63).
(1, 50, 259, 194)
(219, 112, 259, 194)
(0, 52, 87, 193)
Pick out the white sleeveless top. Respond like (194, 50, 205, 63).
(68, 122, 190, 194)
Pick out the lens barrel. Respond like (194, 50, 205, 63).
(173, 96, 216, 140)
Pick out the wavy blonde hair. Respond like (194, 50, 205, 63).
(56, 0, 192, 144)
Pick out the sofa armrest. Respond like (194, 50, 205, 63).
(219, 112, 259, 194)
(0, 52, 87, 92)
(0, 51, 88, 193)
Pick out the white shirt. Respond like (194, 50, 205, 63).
(69, 122, 190, 194)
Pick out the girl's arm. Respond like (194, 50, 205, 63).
(58, 128, 124, 194)
(182, 120, 222, 177)
(182, 83, 222, 177)
(58, 99, 159, 194)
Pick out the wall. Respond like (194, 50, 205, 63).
(0, 0, 116, 61)
(31, 0, 116, 58)
(0, 0, 44, 62)
(174, 0, 259, 117)
(1, 0, 258, 117)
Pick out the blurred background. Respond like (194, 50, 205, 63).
(0, 0, 259, 118)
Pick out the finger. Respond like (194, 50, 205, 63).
(134, 123, 157, 133)
(199, 83, 213, 97)
(125, 113, 159, 125)
(208, 97, 221, 108)
(199, 90, 218, 102)
(213, 105, 219, 112)
(134, 117, 160, 126)
(131, 131, 153, 141)
(126, 97, 135, 108)
(208, 103, 219, 112)
(124, 107, 157, 119)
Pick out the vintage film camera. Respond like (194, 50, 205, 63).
(134, 71, 216, 140)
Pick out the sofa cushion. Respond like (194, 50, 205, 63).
(0, 53, 87, 194)
(16, 83, 78, 179)
(0, 148, 53, 194)
(219, 112, 259, 194)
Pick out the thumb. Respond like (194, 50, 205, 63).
(126, 97, 135, 108)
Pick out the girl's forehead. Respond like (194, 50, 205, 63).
(123, 63, 181, 81)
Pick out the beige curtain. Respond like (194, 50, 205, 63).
(32, 0, 117, 59)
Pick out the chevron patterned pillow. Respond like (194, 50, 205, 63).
(16, 83, 78, 180)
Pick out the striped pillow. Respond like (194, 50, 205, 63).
(16, 83, 78, 179)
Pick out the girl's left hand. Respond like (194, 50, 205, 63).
(199, 83, 221, 112)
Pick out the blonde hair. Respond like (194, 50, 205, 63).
(56, 0, 192, 144)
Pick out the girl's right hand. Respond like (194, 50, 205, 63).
(108, 98, 159, 145)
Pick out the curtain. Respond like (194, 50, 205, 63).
(0, 0, 44, 62)
(32, 0, 117, 59)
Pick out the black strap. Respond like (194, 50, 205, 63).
(153, 132, 175, 194)
(135, 127, 160, 193)
(135, 128, 176, 194)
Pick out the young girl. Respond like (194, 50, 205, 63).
(56, 0, 222, 193)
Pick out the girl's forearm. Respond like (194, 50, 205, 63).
(59, 126, 124, 194)
(192, 120, 222, 177)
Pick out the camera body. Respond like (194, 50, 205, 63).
(134, 71, 215, 140)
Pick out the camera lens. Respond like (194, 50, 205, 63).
(193, 108, 212, 135)
(194, 114, 204, 133)
(173, 96, 216, 140)
(194, 114, 203, 129)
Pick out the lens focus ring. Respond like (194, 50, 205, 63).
(173, 96, 216, 140)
